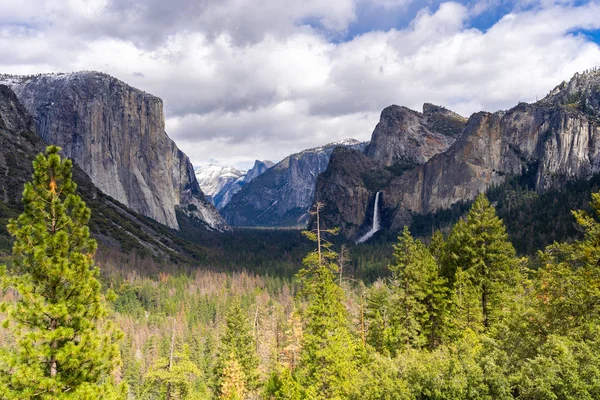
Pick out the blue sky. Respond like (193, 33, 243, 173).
(1, 0, 600, 169)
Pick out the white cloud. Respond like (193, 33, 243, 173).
(1, 1, 600, 168)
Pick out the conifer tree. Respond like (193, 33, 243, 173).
(296, 202, 359, 399)
(365, 281, 392, 355)
(536, 192, 600, 337)
(386, 227, 448, 352)
(444, 194, 518, 330)
(429, 229, 445, 263)
(0, 146, 124, 399)
(142, 345, 201, 400)
(213, 300, 259, 398)
(218, 353, 246, 400)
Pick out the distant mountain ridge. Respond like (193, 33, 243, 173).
(0, 71, 227, 232)
(314, 68, 600, 241)
(221, 139, 367, 227)
(195, 164, 245, 200)
(195, 160, 274, 209)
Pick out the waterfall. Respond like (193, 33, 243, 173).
(356, 191, 381, 244)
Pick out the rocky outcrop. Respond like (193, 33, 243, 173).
(315, 69, 600, 239)
(364, 103, 466, 167)
(222, 139, 366, 227)
(195, 165, 245, 202)
(313, 147, 387, 238)
(212, 160, 274, 210)
(0, 84, 42, 209)
(0, 84, 210, 261)
(0, 71, 227, 231)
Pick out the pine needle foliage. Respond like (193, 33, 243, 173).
(295, 202, 359, 399)
(0, 146, 125, 399)
(444, 194, 518, 331)
(213, 300, 259, 398)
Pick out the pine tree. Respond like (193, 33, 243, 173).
(219, 353, 246, 400)
(213, 300, 259, 398)
(444, 194, 518, 331)
(0, 146, 125, 399)
(142, 345, 201, 400)
(535, 192, 600, 337)
(365, 281, 392, 355)
(295, 202, 359, 399)
(385, 227, 448, 353)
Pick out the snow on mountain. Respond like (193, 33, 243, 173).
(194, 160, 274, 209)
(194, 165, 245, 198)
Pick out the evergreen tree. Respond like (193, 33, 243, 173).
(365, 281, 392, 355)
(295, 203, 359, 399)
(428, 229, 445, 263)
(213, 300, 259, 398)
(263, 366, 301, 400)
(451, 266, 483, 333)
(535, 192, 600, 337)
(385, 227, 448, 353)
(218, 353, 246, 400)
(0, 146, 125, 399)
(444, 194, 518, 331)
(142, 345, 202, 400)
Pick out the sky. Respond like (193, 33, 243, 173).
(1, 0, 600, 170)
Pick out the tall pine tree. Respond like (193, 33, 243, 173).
(0, 146, 124, 399)
(213, 300, 260, 398)
(444, 194, 518, 331)
(296, 203, 359, 399)
(535, 192, 600, 338)
(376, 227, 448, 353)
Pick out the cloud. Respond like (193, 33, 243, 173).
(1, 0, 600, 168)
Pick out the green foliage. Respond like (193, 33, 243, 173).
(0, 146, 125, 399)
(515, 335, 600, 400)
(142, 345, 203, 400)
(213, 300, 259, 397)
(367, 227, 449, 355)
(534, 192, 600, 338)
(264, 367, 301, 400)
(360, 169, 393, 192)
(295, 207, 359, 399)
(4, 147, 600, 400)
(443, 194, 519, 331)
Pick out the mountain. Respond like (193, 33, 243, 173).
(364, 103, 466, 167)
(314, 69, 600, 241)
(0, 71, 227, 231)
(195, 160, 274, 210)
(221, 139, 367, 227)
(195, 164, 245, 201)
(0, 84, 210, 262)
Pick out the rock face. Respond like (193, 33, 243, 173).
(195, 165, 245, 202)
(196, 160, 274, 210)
(0, 84, 42, 208)
(212, 160, 274, 210)
(315, 69, 600, 240)
(364, 103, 466, 167)
(0, 84, 209, 261)
(0, 71, 227, 231)
(313, 147, 385, 238)
(222, 139, 366, 227)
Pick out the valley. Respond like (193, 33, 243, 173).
(1, 68, 600, 400)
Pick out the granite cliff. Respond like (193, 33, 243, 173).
(196, 160, 274, 210)
(0, 71, 227, 231)
(222, 139, 366, 227)
(364, 103, 466, 167)
(315, 69, 600, 240)
(0, 84, 210, 262)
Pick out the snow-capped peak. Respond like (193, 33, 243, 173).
(194, 165, 245, 197)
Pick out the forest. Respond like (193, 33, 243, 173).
(1, 147, 599, 399)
